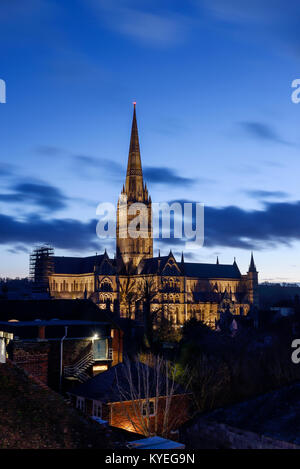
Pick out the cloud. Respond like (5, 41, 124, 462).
(201, 0, 283, 24)
(0, 163, 15, 178)
(205, 201, 300, 249)
(2, 198, 300, 254)
(144, 166, 196, 187)
(0, 182, 67, 212)
(89, 0, 188, 46)
(0, 0, 54, 24)
(0, 213, 100, 251)
(201, 0, 300, 58)
(71, 155, 200, 188)
(74, 155, 123, 177)
(164, 198, 300, 250)
(245, 190, 289, 200)
(35, 145, 63, 157)
(6, 245, 30, 255)
(239, 122, 292, 146)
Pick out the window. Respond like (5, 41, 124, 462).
(92, 401, 102, 418)
(142, 399, 156, 417)
(93, 339, 107, 360)
(76, 397, 85, 412)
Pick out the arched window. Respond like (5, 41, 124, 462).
(100, 279, 113, 292)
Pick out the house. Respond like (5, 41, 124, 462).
(69, 360, 192, 437)
(0, 359, 145, 449)
(0, 299, 123, 391)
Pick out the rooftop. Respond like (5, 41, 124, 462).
(0, 360, 129, 449)
(70, 361, 187, 403)
(201, 381, 300, 446)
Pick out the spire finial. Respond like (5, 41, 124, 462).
(216, 256, 219, 265)
(181, 252, 184, 264)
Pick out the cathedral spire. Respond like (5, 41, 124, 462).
(125, 102, 144, 200)
(116, 104, 153, 267)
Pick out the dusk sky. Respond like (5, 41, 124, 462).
(1, 0, 300, 281)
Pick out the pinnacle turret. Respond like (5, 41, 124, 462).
(249, 252, 257, 272)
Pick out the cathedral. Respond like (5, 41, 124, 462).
(46, 105, 259, 329)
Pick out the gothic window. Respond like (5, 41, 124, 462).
(100, 279, 113, 292)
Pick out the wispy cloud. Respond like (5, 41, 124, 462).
(35, 145, 64, 157)
(0, 213, 99, 251)
(166, 198, 300, 250)
(88, 0, 189, 46)
(70, 154, 201, 188)
(0, 163, 16, 178)
(245, 190, 289, 200)
(239, 121, 293, 146)
(0, 182, 68, 212)
(2, 197, 300, 253)
(74, 155, 123, 175)
(201, 0, 300, 58)
(144, 166, 197, 187)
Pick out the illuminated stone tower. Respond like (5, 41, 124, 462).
(116, 104, 153, 269)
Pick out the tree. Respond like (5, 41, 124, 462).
(115, 355, 191, 438)
(119, 277, 142, 319)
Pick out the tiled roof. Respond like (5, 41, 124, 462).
(139, 256, 170, 274)
(183, 262, 241, 279)
(53, 255, 104, 274)
(139, 256, 241, 279)
(52, 253, 241, 280)
(0, 360, 118, 448)
(0, 299, 120, 328)
(70, 361, 187, 403)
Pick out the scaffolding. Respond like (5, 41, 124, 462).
(29, 245, 54, 293)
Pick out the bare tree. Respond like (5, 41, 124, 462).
(119, 277, 142, 319)
(115, 355, 191, 438)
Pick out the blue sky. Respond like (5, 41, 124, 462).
(1, 0, 300, 281)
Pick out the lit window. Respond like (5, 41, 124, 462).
(142, 399, 156, 417)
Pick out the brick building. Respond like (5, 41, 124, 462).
(0, 299, 123, 391)
(69, 361, 192, 437)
